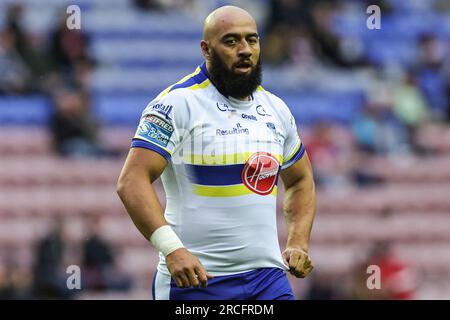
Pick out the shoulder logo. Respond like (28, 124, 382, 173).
(266, 122, 282, 144)
(151, 103, 173, 120)
(144, 114, 174, 132)
(241, 152, 280, 195)
(136, 114, 173, 147)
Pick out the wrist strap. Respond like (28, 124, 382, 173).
(150, 225, 184, 256)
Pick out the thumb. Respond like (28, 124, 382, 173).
(282, 249, 290, 266)
(206, 272, 214, 279)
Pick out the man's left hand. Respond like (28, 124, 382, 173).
(282, 247, 314, 278)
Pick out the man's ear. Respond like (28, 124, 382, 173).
(200, 40, 211, 60)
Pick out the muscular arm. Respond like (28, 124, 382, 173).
(117, 147, 212, 288)
(116, 147, 167, 239)
(280, 152, 316, 278)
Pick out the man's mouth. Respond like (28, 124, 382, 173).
(234, 61, 252, 73)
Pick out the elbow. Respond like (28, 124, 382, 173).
(116, 181, 125, 200)
(116, 172, 130, 200)
(116, 180, 124, 199)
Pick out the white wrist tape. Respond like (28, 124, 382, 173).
(150, 225, 184, 256)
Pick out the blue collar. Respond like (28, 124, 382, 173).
(200, 61, 210, 79)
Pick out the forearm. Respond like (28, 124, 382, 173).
(117, 173, 167, 241)
(283, 175, 316, 251)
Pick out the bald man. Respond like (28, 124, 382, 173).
(117, 6, 316, 300)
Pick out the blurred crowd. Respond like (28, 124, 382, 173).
(0, 3, 119, 158)
(304, 240, 417, 300)
(0, 214, 132, 299)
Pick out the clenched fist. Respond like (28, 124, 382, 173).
(282, 247, 314, 278)
(166, 248, 214, 288)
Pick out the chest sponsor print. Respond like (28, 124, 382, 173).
(241, 152, 280, 195)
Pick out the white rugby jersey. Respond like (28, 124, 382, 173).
(132, 62, 305, 276)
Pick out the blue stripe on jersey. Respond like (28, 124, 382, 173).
(294, 143, 306, 161)
(283, 143, 305, 168)
(185, 164, 245, 186)
(131, 139, 171, 161)
(200, 61, 209, 78)
(168, 64, 208, 93)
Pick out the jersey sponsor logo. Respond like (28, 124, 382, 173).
(151, 103, 173, 120)
(241, 113, 257, 121)
(217, 102, 236, 112)
(145, 114, 174, 132)
(256, 105, 272, 117)
(136, 115, 173, 147)
(266, 122, 282, 144)
(216, 123, 249, 136)
(242, 152, 280, 195)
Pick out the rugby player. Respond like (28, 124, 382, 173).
(117, 5, 316, 300)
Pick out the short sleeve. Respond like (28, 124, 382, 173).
(281, 106, 305, 170)
(131, 91, 187, 161)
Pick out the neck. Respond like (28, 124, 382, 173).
(230, 95, 251, 101)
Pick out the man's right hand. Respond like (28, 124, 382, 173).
(165, 248, 214, 288)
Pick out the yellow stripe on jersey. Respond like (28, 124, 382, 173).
(257, 85, 268, 92)
(192, 184, 278, 197)
(284, 141, 301, 163)
(183, 152, 283, 165)
(188, 79, 210, 91)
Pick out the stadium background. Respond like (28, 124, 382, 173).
(0, 0, 450, 299)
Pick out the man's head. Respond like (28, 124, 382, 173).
(201, 6, 261, 99)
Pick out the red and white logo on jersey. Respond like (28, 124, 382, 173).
(242, 152, 280, 195)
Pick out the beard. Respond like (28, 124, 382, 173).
(208, 49, 262, 99)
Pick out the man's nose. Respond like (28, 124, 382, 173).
(237, 40, 252, 57)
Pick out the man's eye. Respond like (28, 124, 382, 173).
(225, 39, 236, 45)
(248, 37, 258, 45)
